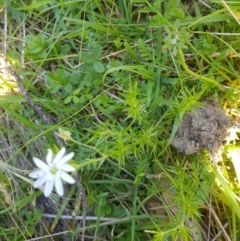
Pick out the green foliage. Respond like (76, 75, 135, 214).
(137, 38, 156, 62)
(2, 0, 240, 240)
(122, 80, 147, 123)
(162, 21, 192, 56)
(25, 34, 50, 59)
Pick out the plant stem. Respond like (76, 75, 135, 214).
(178, 48, 226, 91)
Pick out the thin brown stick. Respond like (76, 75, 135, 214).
(73, 172, 87, 241)
(7, 67, 52, 125)
(4, 63, 63, 145)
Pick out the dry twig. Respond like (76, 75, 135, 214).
(73, 172, 87, 241)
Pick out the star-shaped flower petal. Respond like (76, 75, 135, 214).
(29, 147, 76, 197)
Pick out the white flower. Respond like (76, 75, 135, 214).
(29, 147, 76, 197)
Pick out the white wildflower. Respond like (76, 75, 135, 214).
(29, 147, 76, 197)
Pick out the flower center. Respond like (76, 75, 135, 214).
(50, 166, 58, 175)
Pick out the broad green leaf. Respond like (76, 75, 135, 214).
(64, 95, 72, 104)
(60, 44, 71, 55)
(73, 88, 81, 95)
(72, 95, 80, 103)
(104, 204, 112, 215)
(78, 95, 85, 103)
(51, 84, 62, 94)
(93, 61, 105, 73)
(93, 45, 103, 60)
(64, 83, 72, 93)
(86, 94, 93, 99)
(79, 51, 95, 64)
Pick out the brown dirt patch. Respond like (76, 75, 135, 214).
(171, 101, 231, 157)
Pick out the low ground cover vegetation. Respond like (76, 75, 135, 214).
(1, 0, 240, 240)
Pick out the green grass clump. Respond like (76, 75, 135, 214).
(1, 0, 240, 240)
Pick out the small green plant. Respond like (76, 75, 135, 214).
(25, 34, 51, 60)
(64, 88, 93, 104)
(162, 21, 192, 56)
(79, 45, 105, 74)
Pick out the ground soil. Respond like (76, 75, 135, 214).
(171, 101, 231, 157)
